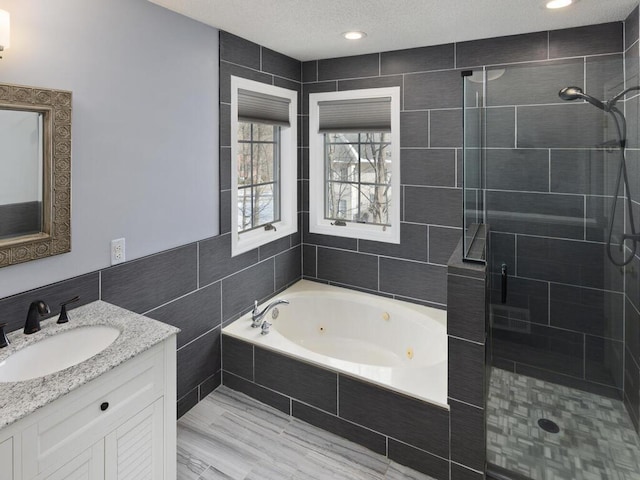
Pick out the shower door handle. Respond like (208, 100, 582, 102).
(501, 264, 508, 304)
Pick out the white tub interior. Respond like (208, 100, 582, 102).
(223, 280, 448, 408)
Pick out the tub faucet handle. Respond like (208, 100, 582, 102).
(260, 320, 272, 335)
(251, 301, 261, 328)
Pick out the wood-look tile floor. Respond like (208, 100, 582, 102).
(177, 386, 436, 480)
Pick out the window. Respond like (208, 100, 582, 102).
(231, 77, 297, 256)
(309, 87, 400, 243)
(237, 123, 280, 232)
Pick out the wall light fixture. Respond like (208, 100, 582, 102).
(0, 9, 10, 59)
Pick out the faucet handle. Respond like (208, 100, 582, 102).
(260, 320, 272, 335)
(0, 323, 9, 348)
(252, 300, 259, 314)
(57, 295, 80, 324)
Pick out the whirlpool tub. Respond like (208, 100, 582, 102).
(222, 280, 448, 408)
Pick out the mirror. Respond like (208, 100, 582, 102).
(0, 110, 44, 239)
(0, 83, 72, 267)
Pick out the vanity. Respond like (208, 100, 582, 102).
(0, 302, 179, 480)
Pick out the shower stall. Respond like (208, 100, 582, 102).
(462, 57, 640, 479)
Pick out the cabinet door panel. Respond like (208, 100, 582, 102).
(35, 440, 104, 480)
(23, 347, 163, 478)
(0, 437, 13, 480)
(105, 399, 164, 480)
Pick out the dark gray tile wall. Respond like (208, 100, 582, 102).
(102, 244, 198, 313)
(301, 21, 624, 316)
(296, 21, 626, 477)
(255, 347, 338, 413)
(302, 42, 462, 308)
(446, 240, 487, 478)
(548, 22, 623, 58)
(222, 336, 453, 479)
(0, 272, 100, 333)
(0, 229, 302, 418)
(456, 32, 548, 68)
(292, 401, 387, 455)
(625, 6, 640, 433)
(340, 375, 449, 457)
(477, 21, 630, 400)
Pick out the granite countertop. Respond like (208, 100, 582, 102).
(0, 301, 179, 430)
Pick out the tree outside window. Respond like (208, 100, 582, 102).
(325, 132, 391, 226)
(237, 122, 280, 232)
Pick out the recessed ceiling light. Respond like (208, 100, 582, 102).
(546, 0, 572, 9)
(343, 31, 367, 40)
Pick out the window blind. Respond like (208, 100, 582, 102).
(238, 88, 291, 126)
(318, 97, 392, 133)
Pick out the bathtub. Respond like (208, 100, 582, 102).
(222, 280, 448, 408)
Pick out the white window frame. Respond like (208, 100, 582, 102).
(231, 76, 298, 256)
(309, 87, 400, 244)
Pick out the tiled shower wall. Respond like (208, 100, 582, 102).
(483, 24, 627, 398)
(625, 5, 640, 433)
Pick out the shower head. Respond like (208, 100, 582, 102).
(558, 86, 584, 101)
(559, 86, 607, 111)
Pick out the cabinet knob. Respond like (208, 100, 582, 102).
(100, 402, 109, 411)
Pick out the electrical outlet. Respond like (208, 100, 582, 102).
(111, 238, 125, 265)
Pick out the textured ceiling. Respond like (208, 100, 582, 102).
(148, 0, 637, 61)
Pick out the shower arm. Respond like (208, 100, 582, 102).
(607, 85, 640, 109)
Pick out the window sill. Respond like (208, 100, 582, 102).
(309, 218, 399, 244)
(232, 221, 297, 256)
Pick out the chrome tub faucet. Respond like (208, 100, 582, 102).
(251, 299, 289, 328)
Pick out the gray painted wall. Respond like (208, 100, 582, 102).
(0, 28, 303, 419)
(0, 0, 219, 298)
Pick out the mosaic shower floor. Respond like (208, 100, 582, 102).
(487, 368, 640, 479)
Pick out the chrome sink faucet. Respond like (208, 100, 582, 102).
(24, 300, 50, 334)
(251, 299, 289, 328)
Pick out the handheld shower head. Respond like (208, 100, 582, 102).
(559, 86, 584, 101)
(558, 86, 607, 111)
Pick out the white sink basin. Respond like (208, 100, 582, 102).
(0, 325, 121, 382)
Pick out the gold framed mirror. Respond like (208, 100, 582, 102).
(0, 83, 72, 267)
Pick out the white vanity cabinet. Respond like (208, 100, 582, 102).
(0, 437, 13, 479)
(0, 335, 176, 480)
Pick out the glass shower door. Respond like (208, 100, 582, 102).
(462, 71, 485, 262)
(480, 57, 640, 479)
